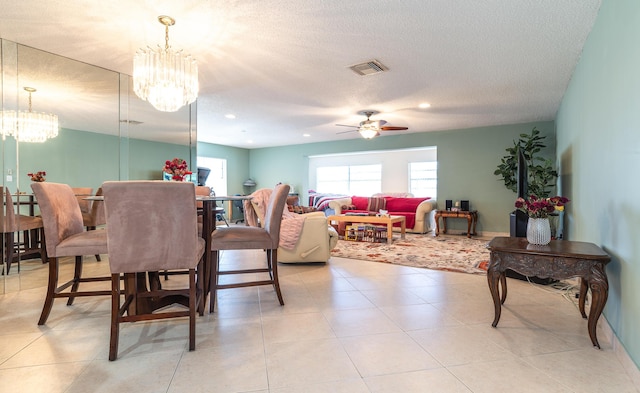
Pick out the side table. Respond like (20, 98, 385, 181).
(434, 210, 478, 238)
(486, 237, 611, 348)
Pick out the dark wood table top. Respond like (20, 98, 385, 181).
(487, 236, 610, 261)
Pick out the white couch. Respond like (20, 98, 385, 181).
(248, 198, 338, 263)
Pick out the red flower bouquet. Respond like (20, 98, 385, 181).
(27, 171, 46, 182)
(163, 158, 192, 181)
(515, 195, 569, 218)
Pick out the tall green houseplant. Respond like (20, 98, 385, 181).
(494, 127, 558, 198)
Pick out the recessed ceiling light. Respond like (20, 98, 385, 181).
(418, 103, 431, 109)
(303, 133, 311, 137)
(225, 114, 236, 119)
(247, 139, 253, 143)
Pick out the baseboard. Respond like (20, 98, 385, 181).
(598, 317, 640, 386)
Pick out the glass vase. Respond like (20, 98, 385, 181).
(526, 217, 551, 245)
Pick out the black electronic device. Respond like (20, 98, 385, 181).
(445, 200, 453, 211)
(517, 147, 528, 198)
(197, 167, 211, 186)
(461, 200, 469, 211)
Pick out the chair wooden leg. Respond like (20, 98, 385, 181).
(209, 250, 220, 313)
(189, 269, 196, 351)
(196, 257, 205, 316)
(109, 273, 121, 361)
(39, 228, 47, 265)
(38, 257, 59, 325)
(270, 249, 284, 305)
(4, 232, 14, 275)
(67, 256, 83, 306)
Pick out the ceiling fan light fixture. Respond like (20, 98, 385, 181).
(133, 15, 198, 112)
(358, 124, 379, 139)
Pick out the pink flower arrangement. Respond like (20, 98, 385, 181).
(163, 158, 192, 181)
(515, 195, 569, 218)
(27, 171, 46, 182)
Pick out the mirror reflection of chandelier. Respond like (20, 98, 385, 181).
(1, 87, 59, 143)
(133, 15, 199, 113)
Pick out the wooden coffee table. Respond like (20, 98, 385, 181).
(327, 214, 406, 243)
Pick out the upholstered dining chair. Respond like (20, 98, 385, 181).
(30, 182, 110, 325)
(1, 187, 46, 274)
(102, 181, 205, 361)
(72, 187, 93, 215)
(82, 187, 105, 261)
(209, 183, 289, 312)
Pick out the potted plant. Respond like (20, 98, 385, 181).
(494, 127, 558, 198)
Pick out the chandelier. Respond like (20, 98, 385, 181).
(1, 87, 59, 143)
(133, 15, 199, 112)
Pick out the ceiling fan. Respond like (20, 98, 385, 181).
(336, 110, 409, 139)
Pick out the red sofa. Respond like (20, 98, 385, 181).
(327, 195, 437, 233)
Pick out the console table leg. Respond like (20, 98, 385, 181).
(487, 267, 502, 327)
(500, 272, 507, 304)
(587, 265, 609, 349)
(579, 278, 588, 319)
(466, 216, 472, 238)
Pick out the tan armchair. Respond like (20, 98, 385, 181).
(246, 189, 338, 263)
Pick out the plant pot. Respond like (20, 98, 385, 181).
(526, 217, 551, 245)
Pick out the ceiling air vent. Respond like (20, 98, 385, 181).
(349, 59, 389, 76)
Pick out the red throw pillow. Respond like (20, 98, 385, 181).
(351, 196, 370, 210)
(367, 197, 386, 212)
(386, 197, 430, 212)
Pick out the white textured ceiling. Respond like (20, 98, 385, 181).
(0, 0, 601, 148)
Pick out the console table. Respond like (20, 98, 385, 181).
(434, 210, 478, 238)
(486, 237, 611, 348)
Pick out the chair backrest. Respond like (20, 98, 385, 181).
(195, 185, 211, 209)
(1, 187, 16, 232)
(262, 183, 290, 248)
(102, 181, 201, 274)
(31, 182, 85, 257)
(72, 187, 94, 214)
(86, 187, 105, 226)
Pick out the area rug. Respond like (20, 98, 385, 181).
(330, 234, 490, 274)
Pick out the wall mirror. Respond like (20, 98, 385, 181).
(1, 38, 196, 292)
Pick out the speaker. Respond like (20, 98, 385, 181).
(445, 200, 453, 211)
(460, 200, 469, 211)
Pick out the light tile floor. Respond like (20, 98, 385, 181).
(0, 244, 638, 393)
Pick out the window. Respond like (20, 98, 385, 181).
(409, 161, 437, 198)
(197, 157, 227, 196)
(316, 164, 381, 195)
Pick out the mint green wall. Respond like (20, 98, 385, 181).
(129, 138, 191, 181)
(196, 142, 250, 220)
(18, 128, 120, 190)
(556, 0, 640, 367)
(248, 121, 556, 234)
(18, 128, 192, 189)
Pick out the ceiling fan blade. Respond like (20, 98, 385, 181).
(336, 129, 357, 135)
(335, 124, 358, 128)
(380, 126, 409, 131)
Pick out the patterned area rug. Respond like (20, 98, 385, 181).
(330, 234, 490, 274)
